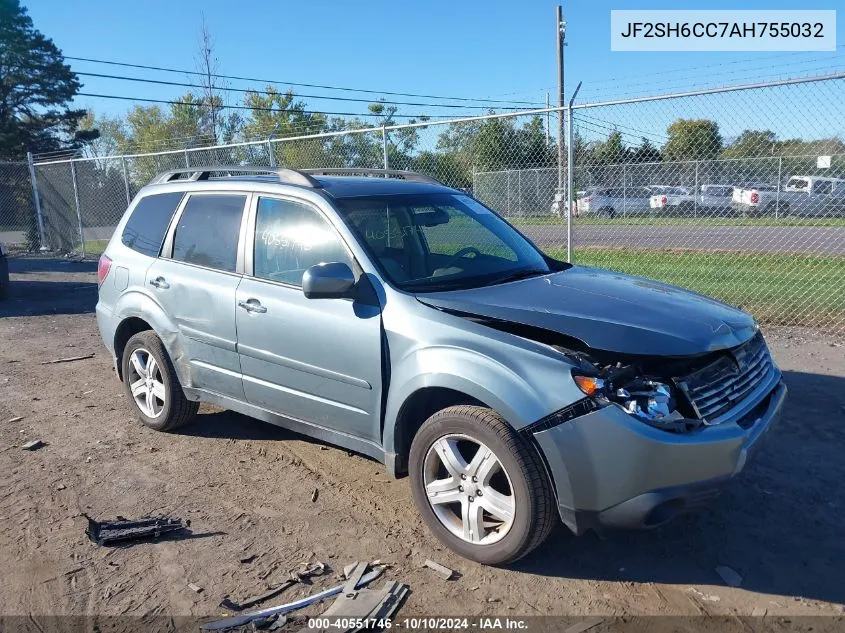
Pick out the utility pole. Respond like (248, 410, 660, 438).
(545, 92, 550, 146)
(556, 5, 566, 197)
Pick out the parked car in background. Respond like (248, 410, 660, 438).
(577, 186, 653, 218)
(0, 242, 8, 299)
(649, 186, 693, 213)
(697, 184, 736, 214)
(733, 176, 845, 216)
(96, 166, 785, 565)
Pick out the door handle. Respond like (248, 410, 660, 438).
(238, 299, 267, 314)
(149, 276, 170, 289)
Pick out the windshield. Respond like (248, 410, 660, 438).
(334, 193, 556, 292)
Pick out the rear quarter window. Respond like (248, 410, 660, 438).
(121, 192, 184, 257)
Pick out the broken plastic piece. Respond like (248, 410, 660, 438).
(220, 561, 327, 611)
(85, 515, 190, 546)
(21, 440, 45, 451)
(202, 565, 386, 631)
(423, 559, 454, 580)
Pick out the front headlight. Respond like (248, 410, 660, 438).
(573, 371, 699, 432)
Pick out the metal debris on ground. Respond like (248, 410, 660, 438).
(188, 583, 204, 593)
(7, 416, 23, 423)
(40, 353, 95, 365)
(306, 562, 408, 632)
(311, 488, 319, 502)
(202, 564, 386, 631)
(85, 515, 190, 546)
(715, 565, 743, 587)
(220, 561, 327, 612)
(423, 559, 454, 580)
(563, 618, 604, 633)
(21, 439, 46, 451)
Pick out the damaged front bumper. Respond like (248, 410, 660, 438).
(532, 374, 787, 534)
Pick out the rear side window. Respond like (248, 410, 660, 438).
(171, 194, 247, 272)
(814, 180, 832, 194)
(121, 192, 184, 257)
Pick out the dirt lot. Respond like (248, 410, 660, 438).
(1, 257, 844, 624)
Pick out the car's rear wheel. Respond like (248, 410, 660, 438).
(409, 405, 555, 565)
(121, 330, 198, 432)
(600, 207, 615, 219)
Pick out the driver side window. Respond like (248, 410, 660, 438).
(253, 197, 352, 287)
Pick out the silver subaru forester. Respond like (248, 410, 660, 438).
(96, 167, 786, 564)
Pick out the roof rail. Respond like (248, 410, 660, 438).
(301, 168, 443, 185)
(150, 166, 321, 188)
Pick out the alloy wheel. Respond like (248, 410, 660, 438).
(127, 348, 166, 418)
(422, 434, 516, 545)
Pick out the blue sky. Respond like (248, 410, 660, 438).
(23, 0, 845, 139)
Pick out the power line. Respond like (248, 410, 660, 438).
(75, 71, 527, 111)
(75, 92, 459, 119)
(67, 55, 540, 106)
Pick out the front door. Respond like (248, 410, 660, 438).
(146, 192, 249, 400)
(235, 195, 383, 441)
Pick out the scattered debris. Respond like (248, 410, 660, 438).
(6, 416, 23, 423)
(715, 565, 743, 587)
(82, 390, 94, 395)
(311, 488, 319, 502)
(423, 559, 454, 581)
(564, 618, 603, 633)
(85, 456, 92, 463)
(310, 562, 408, 632)
(486, 597, 501, 603)
(219, 561, 327, 612)
(56, 483, 66, 491)
(21, 439, 45, 451)
(188, 583, 204, 593)
(85, 515, 191, 546)
(687, 587, 721, 602)
(40, 353, 95, 365)
(202, 564, 386, 631)
(239, 553, 257, 564)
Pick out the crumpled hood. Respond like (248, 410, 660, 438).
(417, 266, 757, 357)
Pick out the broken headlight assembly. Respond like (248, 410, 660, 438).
(572, 370, 702, 433)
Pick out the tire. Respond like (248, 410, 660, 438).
(600, 207, 615, 219)
(409, 405, 555, 565)
(121, 330, 198, 432)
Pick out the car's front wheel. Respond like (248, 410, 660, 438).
(121, 330, 198, 432)
(409, 405, 555, 565)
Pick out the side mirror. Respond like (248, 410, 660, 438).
(302, 262, 356, 299)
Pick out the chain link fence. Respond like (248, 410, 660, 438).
(0, 161, 38, 253)
(18, 73, 845, 334)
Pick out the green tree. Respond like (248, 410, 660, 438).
(0, 0, 86, 158)
(590, 130, 625, 165)
(627, 137, 661, 163)
(662, 118, 722, 162)
(721, 130, 777, 158)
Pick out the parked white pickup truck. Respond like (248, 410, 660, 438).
(648, 186, 693, 213)
(732, 176, 845, 216)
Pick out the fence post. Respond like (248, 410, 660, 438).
(267, 138, 276, 167)
(26, 151, 48, 251)
(566, 108, 574, 263)
(70, 161, 85, 258)
(775, 156, 782, 220)
(184, 146, 190, 168)
(694, 160, 699, 218)
(121, 157, 131, 204)
(623, 163, 627, 217)
(381, 126, 389, 169)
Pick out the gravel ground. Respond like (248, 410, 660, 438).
(1, 257, 844, 624)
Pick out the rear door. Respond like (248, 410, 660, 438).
(235, 195, 383, 441)
(146, 191, 249, 399)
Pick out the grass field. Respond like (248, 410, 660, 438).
(545, 246, 845, 327)
(510, 216, 845, 228)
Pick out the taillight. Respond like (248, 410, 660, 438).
(97, 254, 112, 287)
(661, 196, 668, 205)
(584, 197, 592, 202)
(750, 192, 759, 204)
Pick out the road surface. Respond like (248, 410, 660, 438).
(2, 223, 844, 256)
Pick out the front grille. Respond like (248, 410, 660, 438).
(678, 333, 774, 423)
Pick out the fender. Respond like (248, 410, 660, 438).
(382, 345, 557, 458)
(112, 289, 192, 387)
